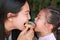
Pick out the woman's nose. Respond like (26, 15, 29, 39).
(28, 14, 31, 20)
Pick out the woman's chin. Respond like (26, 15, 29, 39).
(18, 26, 25, 31)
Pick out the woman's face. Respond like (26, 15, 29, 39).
(34, 9, 47, 32)
(11, 2, 30, 30)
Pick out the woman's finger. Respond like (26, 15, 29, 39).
(26, 28, 34, 37)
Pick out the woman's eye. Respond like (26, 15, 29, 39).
(25, 14, 27, 15)
(25, 13, 28, 16)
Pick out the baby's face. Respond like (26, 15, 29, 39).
(34, 9, 48, 32)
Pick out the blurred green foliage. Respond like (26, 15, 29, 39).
(28, 0, 60, 21)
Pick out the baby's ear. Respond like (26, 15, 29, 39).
(45, 22, 53, 30)
(7, 12, 16, 21)
(47, 23, 53, 30)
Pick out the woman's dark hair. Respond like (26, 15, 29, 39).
(0, 0, 27, 21)
(0, 0, 27, 40)
(44, 6, 60, 32)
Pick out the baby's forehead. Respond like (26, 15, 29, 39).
(38, 9, 48, 15)
(37, 9, 51, 18)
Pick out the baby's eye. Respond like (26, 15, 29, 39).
(37, 17, 40, 19)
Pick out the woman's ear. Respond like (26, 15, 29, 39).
(7, 12, 16, 18)
(7, 12, 16, 21)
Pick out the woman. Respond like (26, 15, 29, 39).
(0, 0, 34, 40)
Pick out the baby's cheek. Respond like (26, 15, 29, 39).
(37, 22, 43, 29)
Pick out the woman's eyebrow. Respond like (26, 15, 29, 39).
(25, 10, 30, 12)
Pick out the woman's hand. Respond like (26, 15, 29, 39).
(17, 27, 34, 40)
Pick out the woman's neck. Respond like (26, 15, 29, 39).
(4, 20, 14, 32)
(4, 20, 13, 37)
(5, 29, 11, 37)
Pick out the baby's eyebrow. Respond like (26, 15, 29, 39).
(38, 14, 41, 17)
